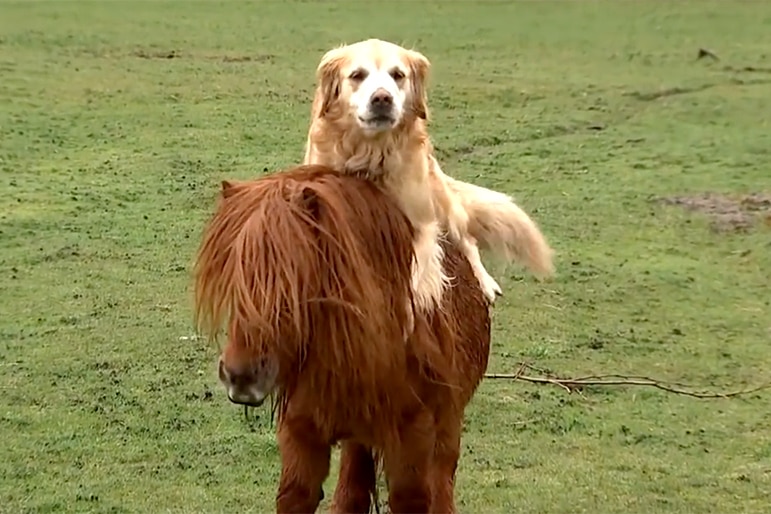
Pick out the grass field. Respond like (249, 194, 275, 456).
(2, 1, 771, 513)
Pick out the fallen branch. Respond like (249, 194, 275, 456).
(484, 363, 771, 399)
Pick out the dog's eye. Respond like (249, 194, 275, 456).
(390, 68, 405, 81)
(348, 69, 368, 81)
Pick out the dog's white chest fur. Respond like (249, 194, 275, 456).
(338, 139, 402, 180)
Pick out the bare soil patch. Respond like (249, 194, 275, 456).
(658, 192, 771, 232)
(132, 49, 181, 59)
(130, 49, 274, 63)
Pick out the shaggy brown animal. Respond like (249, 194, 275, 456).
(330, 237, 491, 514)
(193, 164, 490, 513)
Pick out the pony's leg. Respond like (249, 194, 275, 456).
(410, 220, 450, 314)
(458, 235, 501, 303)
(383, 410, 435, 514)
(330, 441, 376, 514)
(430, 421, 462, 514)
(276, 418, 330, 514)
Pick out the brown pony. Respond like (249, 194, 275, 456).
(193, 164, 491, 513)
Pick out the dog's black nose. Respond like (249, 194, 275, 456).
(370, 89, 393, 114)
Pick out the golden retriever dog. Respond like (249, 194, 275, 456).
(303, 38, 554, 326)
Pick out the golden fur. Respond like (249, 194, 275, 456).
(303, 38, 555, 321)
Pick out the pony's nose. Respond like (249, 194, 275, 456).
(218, 357, 267, 407)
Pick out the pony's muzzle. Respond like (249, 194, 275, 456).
(218, 357, 270, 407)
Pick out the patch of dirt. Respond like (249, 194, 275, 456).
(625, 84, 715, 102)
(133, 49, 181, 59)
(131, 49, 274, 63)
(724, 65, 771, 75)
(220, 54, 274, 63)
(658, 192, 771, 232)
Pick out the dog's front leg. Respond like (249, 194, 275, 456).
(410, 220, 449, 313)
(386, 172, 450, 329)
(459, 235, 502, 303)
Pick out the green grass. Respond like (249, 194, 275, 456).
(2, 1, 770, 512)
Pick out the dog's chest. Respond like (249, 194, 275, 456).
(341, 147, 404, 182)
(341, 154, 434, 225)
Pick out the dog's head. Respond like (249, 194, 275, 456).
(314, 39, 430, 135)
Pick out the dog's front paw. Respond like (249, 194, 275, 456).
(482, 276, 503, 303)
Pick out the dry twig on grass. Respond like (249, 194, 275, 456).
(484, 362, 771, 399)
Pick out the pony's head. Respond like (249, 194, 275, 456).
(217, 318, 279, 407)
(193, 166, 416, 414)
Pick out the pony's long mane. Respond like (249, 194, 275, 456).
(193, 165, 418, 420)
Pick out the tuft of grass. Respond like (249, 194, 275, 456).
(1, 1, 770, 513)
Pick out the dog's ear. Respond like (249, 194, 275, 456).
(316, 48, 347, 117)
(406, 49, 431, 121)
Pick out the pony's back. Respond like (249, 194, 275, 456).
(194, 165, 420, 431)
